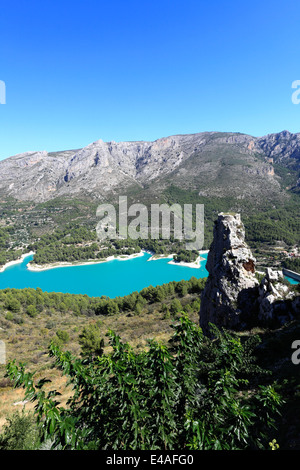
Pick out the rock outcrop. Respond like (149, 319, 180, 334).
(256, 130, 300, 173)
(199, 213, 259, 336)
(258, 268, 299, 325)
(199, 213, 300, 335)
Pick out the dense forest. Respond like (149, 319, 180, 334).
(0, 277, 206, 320)
(163, 185, 300, 249)
(283, 257, 300, 271)
(0, 185, 299, 270)
(23, 199, 300, 268)
(173, 250, 199, 263)
(26, 224, 200, 266)
(0, 227, 22, 267)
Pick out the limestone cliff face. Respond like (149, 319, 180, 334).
(0, 131, 292, 203)
(258, 268, 299, 324)
(199, 213, 300, 335)
(199, 213, 259, 335)
(256, 130, 300, 172)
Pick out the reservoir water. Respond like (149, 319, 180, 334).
(284, 276, 299, 285)
(0, 253, 297, 298)
(0, 253, 209, 298)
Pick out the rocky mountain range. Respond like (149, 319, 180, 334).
(0, 130, 299, 204)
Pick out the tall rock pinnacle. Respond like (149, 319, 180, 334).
(199, 213, 259, 336)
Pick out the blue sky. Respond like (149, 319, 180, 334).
(1, 0, 300, 160)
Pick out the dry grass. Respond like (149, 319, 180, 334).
(0, 295, 200, 431)
(0, 370, 72, 431)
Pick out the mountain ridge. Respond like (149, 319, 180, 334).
(0, 130, 299, 203)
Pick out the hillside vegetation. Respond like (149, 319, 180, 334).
(0, 278, 299, 450)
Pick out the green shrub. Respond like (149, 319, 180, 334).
(26, 305, 37, 318)
(5, 297, 21, 313)
(55, 329, 69, 344)
(78, 323, 104, 358)
(5, 311, 14, 321)
(0, 409, 41, 450)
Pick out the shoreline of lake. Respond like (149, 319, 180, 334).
(146, 251, 209, 269)
(23, 250, 209, 272)
(26, 251, 145, 272)
(0, 251, 35, 273)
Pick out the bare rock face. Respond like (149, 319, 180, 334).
(0, 131, 290, 203)
(256, 130, 300, 173)
(199, 214, 300, 335)
(258, 268, 299, 324)
(199, 213, 259, 336)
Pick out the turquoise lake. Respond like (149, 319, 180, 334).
(0, 252, 297, 298)
(284, 276, 299, 285)
(0, 253, 209, 298)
